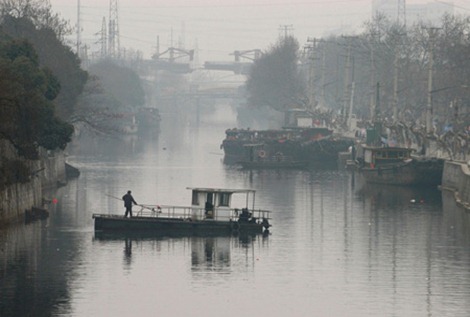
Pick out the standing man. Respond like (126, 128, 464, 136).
(122, 190, 137, 218)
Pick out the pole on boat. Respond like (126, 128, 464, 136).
(106, 193, 160, 211)
(106, 193, 122, 201)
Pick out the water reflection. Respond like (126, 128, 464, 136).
(2, 111, 470, 316)
(93, 231, 268, 274)
(191, 233, 270, 272)
(442, 190, 470, 243)
(191, 237, 231, 271)
(355, 180, 443, 208)
(124, 237, 132, 267)
(0, 219, 83, 317)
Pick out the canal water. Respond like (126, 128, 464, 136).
(1, 106, 470, 317)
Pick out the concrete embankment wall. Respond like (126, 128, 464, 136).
(0, 140, 67, 225)
(0, 177, 43, 224)
(39, 149, 67, 190)
(442, 160, 470, 210)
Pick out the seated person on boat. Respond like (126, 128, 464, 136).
(238, 208, 256, 223)
(205, 201, 214, 219)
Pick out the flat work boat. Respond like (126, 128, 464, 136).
(93, 187, 271, 234)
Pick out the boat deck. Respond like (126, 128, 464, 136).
(115, 205, 272, 222)
(93, 205, 271, 233)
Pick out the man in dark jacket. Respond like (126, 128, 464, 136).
(122, 190, 137, 217)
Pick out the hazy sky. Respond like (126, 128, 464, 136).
(48, 0, 468, 63)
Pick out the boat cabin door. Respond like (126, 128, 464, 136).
(205, 193, 214, 218)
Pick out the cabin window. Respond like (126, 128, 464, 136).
(192, 191, 199, 205)
(219, 193, 230, 207)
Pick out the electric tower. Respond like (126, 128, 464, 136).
(100, 17, 107, 58)
(108, 0, 120, 59)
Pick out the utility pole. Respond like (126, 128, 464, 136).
(153, 36, 160, 102)
(76, 0, 81, 58)
(320, 42, 326, 105)
(373, 82, 382, 146)
(392, 33, 404, 123)
(306, 38, 317, 111)
(394, 1, 406, 122)
(425, 27, 440, 134)
(279, 24, 293, 38)
(397, 0, 407, 29)
(169, 28, 174, 61)
(392, 45, 399, 123)
(348, 81, 355, 130)
(375, 82, 381, 123)
(306, 38, 327, 109)
(342, 36, 355, 126)
(369, 35, 377, 120)
(155, 36, 160, 57)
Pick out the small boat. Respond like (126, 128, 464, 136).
(354, 145, 444, 186)
(221, 126, 352, 167)
(93, 187, 271, 234)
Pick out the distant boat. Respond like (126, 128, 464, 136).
(221, 127, 352, 167)
(93, 187, 271, 234)
(354, 145, 444, 187)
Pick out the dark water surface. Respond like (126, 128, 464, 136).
(1, 108, 470, 317)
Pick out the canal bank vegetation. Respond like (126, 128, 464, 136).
(247, 36, 306, 113)
(0, 1, 150, 196)
(0, 1, 87, 225)
(0, 38, 73, 160)
(0, 2, 151, 224)
(0, 0, 88, 119)
(240, 36, 306, 128)
(245, 13, 470, 159)
(0, 1, 86, 192)
(71, 59, 148, 135)
(310, 14, 470, 129)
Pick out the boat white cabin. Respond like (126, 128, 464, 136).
(188, 187, 258, 221)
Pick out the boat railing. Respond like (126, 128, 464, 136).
(135, 205, 192, 219)
(134, 204, 271, 222)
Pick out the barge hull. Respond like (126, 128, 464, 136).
(359, 159, 444, 186)
(93, 215, 265, 234)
